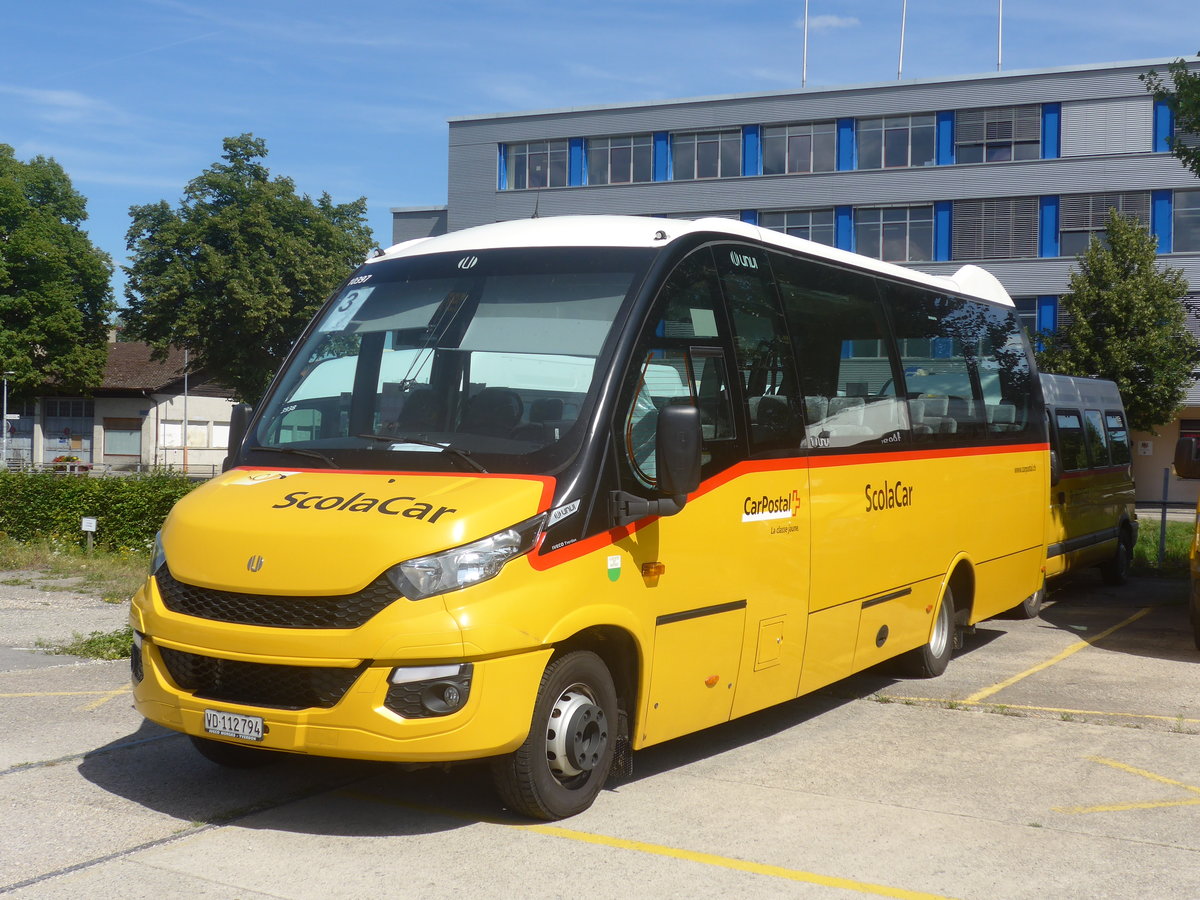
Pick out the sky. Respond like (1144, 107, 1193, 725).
(2, 0, 1198, 301)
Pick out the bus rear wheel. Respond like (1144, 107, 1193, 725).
(1099, 533, 1132, 586)
(491, 650, 617, 821)
(899, 586, 955, 678)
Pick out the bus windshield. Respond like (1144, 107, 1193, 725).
(251, 247, 652, 474)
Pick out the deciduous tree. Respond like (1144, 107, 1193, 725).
(122, 134, 373, 404)
(1038, 210, 1195, 433)
(0, 146, 115, 398)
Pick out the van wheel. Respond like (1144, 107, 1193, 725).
(1100, 534, 1132, 586)
(899, 587, 955, 678)
(1004, 577, 1045, 620)
(189, 735, 278, 769)
(491, 650, 617, 821)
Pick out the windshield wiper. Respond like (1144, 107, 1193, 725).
(357, 433, 489, 473)
(247, 445, 340, 469)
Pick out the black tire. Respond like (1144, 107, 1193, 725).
(1099, 533, 1132, 586)
(189, 734, 279, 769)
(899, 586, 955, 678)
(1004, 577, 1044, 620)
(490, 650, 617, 821)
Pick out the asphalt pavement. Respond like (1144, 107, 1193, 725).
(1, 568, 1198, 899)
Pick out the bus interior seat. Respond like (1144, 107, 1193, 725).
(394, 388, 444, 432)
(987, 403, 1021, 432)
(460, 387, 523, 437)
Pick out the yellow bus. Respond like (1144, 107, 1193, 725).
(1037, 374, 1136, 612)
(130, 215, 1048, 819)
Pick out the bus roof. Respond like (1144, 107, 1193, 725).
(373, 215, 1013, 308)
(1040, 373, 1125, 410)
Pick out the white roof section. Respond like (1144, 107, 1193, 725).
(373, 215, 1013, 307)
(447, 57, 1198, 125)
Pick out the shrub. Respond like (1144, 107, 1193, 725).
(0, 472, 196, 551)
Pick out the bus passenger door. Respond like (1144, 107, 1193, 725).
(615, 246, 808, 745)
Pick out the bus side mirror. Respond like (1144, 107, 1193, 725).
(1175, 437, 1200, 479)
(656, 404, 702, 504)
(222, 403, 253, 472)
(610, 404, 703, 527)
(1049, 450, 1061, 487)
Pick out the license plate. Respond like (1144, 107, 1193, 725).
(203, 709, 264, 742)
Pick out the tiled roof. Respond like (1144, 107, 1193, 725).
(100, 342, 189, 391)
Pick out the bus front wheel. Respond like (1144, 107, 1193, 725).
(491, 650, 617, 821)
(900, 586, 955, 678)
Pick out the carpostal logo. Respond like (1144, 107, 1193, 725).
(742, 489, 801, 523)
(272, 490, 457, 524)
(864, 479, 914, 513)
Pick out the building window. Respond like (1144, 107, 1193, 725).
(1175, 189, 1200, 252)
(506, 141, 568, 190)
(672, 130, 741, 180)
(856, 114, 936, 169)
(954, 105, 1040, 164)
(1013, 298, 1038, 338)
(952, 197, 1038, 259)
(1059, 192, 1150, 257)
(160, 420, 212, 449)
(43, 398, 94, 463)
(759, 209, 836, 246)
(855, 206, 934, 262)
(762, 121, 836, 175)
(103, 418, 143, 457)
(587, 135, 653, 185)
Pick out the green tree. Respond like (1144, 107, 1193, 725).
(0, 146, 115, 398)
(122, 134, 373, 404)
(1142, 53, 1200, 178)
(1038, 210, 1195, 433)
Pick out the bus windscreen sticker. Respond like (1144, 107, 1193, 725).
(319, 287, 374, 333)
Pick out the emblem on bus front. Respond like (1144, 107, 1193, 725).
(247, 555, 265, 573)
(457, 255, 478, 270)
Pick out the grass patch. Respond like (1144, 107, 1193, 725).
(0, 535, 149, 602)
(1132, 520, 1192, 576)
(37, 626, 134, 660)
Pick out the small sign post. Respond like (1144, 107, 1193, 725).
(81, 516, 97, 553)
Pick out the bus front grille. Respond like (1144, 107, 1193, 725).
(155, 568, 399, 629)
(158, 647, 367, 710)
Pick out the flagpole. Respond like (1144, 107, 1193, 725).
(997, 0, 1003, 71)
(898, 0, 907, 80)
(802, 0, 809, 87)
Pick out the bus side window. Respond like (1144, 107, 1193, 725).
(1055, 409, 1090, 470)
(886, 288, 988, 443)
(621, 248, 739, 488)
(1105, 411, 1131, 464)
(714, 245, 805, 456)
(1084, 409, 1111, 467)
(772, 253, 907, 450)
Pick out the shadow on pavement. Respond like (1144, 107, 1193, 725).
(1032, 570, 1197, 663)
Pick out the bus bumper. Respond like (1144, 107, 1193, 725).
(130, 638, 552, 763)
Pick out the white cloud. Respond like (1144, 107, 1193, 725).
(795, 14, 861, 32)
(0, 85, 130, 127)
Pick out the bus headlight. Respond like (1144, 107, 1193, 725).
(386, 514, 545, 600)
(150, 532, 167, 575)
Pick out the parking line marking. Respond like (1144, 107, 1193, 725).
(964, 607, 1153, 704)
(76, 685, 131, 711)
(524, 823, 957, 899)
(0, 689, 130, 699)
(339, 790, 957, 899)
(874, 696, 1200, 726)
(1053, 756, 1200, 815)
